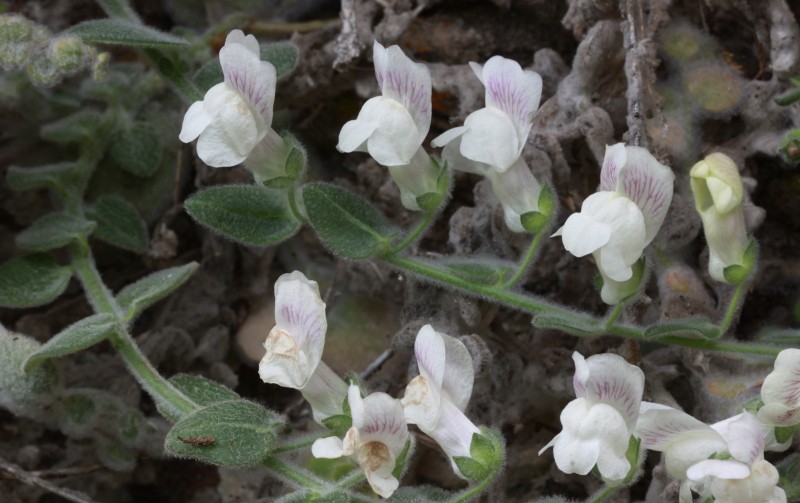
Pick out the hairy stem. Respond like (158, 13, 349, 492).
(500, 228, 547, 288)
(388, 210, 437, 254)
(586, 485, 619, 503)
(717, 280, 747, 337)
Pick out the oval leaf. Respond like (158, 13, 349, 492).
(168, 374, 239, 406)
(184, 185, 300, 246)
(6, 162, 88, 196)
(86, 195, 148, 253)
(165, 400, 284, 467)
(65, 19, 188, 48)
(0, 254, 72, 308)
(24, 313, 117, 372)
(108, 122, 162, 177)
(261, 42, 298, 79)
(116, 262, 199, 319)
(16, 213, 96, 252)
(302, 183, 396, 259)
(41, 110, 104, 144)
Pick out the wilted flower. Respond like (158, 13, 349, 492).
(258, 271, 347, 423)
(690, 152, 750, 283)
(540, 352, 645, 482)
(179, 30, 276, 168)
(401, 325, 481, 478)
(758, 348, 800, 427)
(553, 143, 674, 304)
(312, 385, 409, 498)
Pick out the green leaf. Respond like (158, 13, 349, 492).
(6, 162, 88, 197)
(184, 185, 300, 247)
(165, 400, 284, 467)
(452, 455, 487, 481)
(108, 122, 162, 177)
(774, 87, 800, 107)
(23, 313, 117, 372)
(86, 195, 148, 253)
(16, 213, 96, 252)
(94, 0, 140, 21)
(388, 486, 451, 502)
(0, 254, 72, 308)
(116, 262, 199, 319)
(168, 374, 239, 405)
(284, 142, 305, 179)
(193, 59, 223, 92)
(40, 110, 103, 144)
(775, 426, 794, 444)
(644, 318, 719, 340)
(65, 19, 188, 48)
(302, 183, 396, 259)
(777, 453, 800, 502)
(261, 42, 298, 79)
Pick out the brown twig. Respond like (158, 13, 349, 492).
(0, 456, 100, 503)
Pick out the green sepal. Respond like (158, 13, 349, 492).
(392, 438, 413, 478)
(164, 399, 284, 467)
(86, 195, 148, 253)
(302, 183, 396, 259)
(775, 426, 794, 445)
(23, 313, 117, 372)
(184, 185, 301, 247)
(520, 211, 548, 234)
(283, 136, 306, 179)
(416, 192, 443, 213)
(452, 455, 487, 481)
(778, 129, 800, 166)
(743, 398, 764, 414)
(320, 414, 351, 432)
(65, 19, 189, 48)
(108, 121, 162, 178)
(115, 262, 199, 320)
(0, 254, 72, 308)
(774, 88, 800, 107)
(470, 427, 504, 473)
(723, 238, 757, 285)
(16, 213, 96, 252)
(621, 435, 642, 485)
(643, 318, 719, 340)
(262, 176, 296, 190)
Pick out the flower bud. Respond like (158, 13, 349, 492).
(0, 14, 33, 68)
(48, 36, 88, 73)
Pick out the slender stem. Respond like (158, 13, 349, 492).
(586, 485, 619, 503)
(605, 303, 624, 328)
(448, 471, 498, 503)
(70, 241, 198, 419)
(263, 457, 326, 491)
(384, 254, 783, 357)
(499, 229, 547, 288)
(717, 281, 747, 337)
(333, 469, 366, 490)
(388, 210, 436, 254)
(273, 431, 330, 454)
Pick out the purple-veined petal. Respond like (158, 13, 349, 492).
(600, 143, 626, 192)
(422, 397, 481, 479)
(758, 403, 800, 427)
(572, 352, 644, 430)
(761, 348, 800, 409)
(711, 413, 765, 466)
(459, 107, 521, 172)
(687, 459, 751, 481)
(635, 402, 716, 449)
(613, 146, 674, 245)
(373, 41, 431, 144)
(477, 56, 542, 146)
(179, 101, 212, 143)
(440, 333, 474, 412)
(273, 271, 327, 380)
(358, 392, 409, 455)
(413, 325, 445, 392)
(219, 36, 276, 129)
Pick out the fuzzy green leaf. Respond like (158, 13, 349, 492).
(65, 19, 188, 48)
(644, 318, 719, 340)
(261, 42, 298, 79)
(108, 122, 162, 177)
(16, 213, 96, 252)
(23, 314, 117, 372)
(94, 0, 140, 21)
(40, 110, 103, 144)
(0, 254, 72, 308)
(86, 195, 148, 253)
(777, 453, 800, 502)
(116, 262, 199, 319)
(6, 162, 88, 197)
(168, 374, 239, 406)
(165, 400, 284, 467)
(184, 185, 300, 246)
(302, 183, 396, 259)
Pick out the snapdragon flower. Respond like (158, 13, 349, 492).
(432, 56, 544, 232)
(258, 271, 347, 423)
(338, 42, 440, 210)
(553, 144, 674, 304)
(179, 30, 276, 168)
(312, 385, 409, 498)
(758, 348, 800, 427)
(539, 352, 645, 482)
(401, 325, 481, 478)
(690, 153, 749, 283)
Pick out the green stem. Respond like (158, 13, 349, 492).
(717, 281, 747, 337)
(500, 228, 547, 288)
(384, 254, 783, 357)
(70, 240, 198, 419)
(333, 469, 366, 490)
(273, 431, 330, 454)
(263, 457, 326, 492)
(586, 485, 619, 503)
(288, 185, 303, 223)
(449, 471, 498, 503)
(605, 303, 624, 328)
(388, 210, 436, 254)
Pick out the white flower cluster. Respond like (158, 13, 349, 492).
(540, 350, 798, 502)
(258, 271, 485, 498)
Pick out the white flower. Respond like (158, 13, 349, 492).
(179, 30, 276, 167)
(690, 153, 750, 283)
(758, 348, 800, 427)
(432, 56, 543, 231)
(401, 325, 480, 478)
(539, 352, 645, 482)
(312, 385, 409, 498)
(338, 41, 431, 167)
(258, 271, 347, 423)
(553, 143, 674, 304)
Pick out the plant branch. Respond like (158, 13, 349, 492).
(717, 280, 747, 337)
(499, 227, 547, 288)
(388, 210, 437, 254)
(0, 456, 99, 503)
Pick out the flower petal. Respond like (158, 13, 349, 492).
(312, 435, 345, 458)
(758, 403, 800, 428)
(337, 117, 377, 154)
(441, 334, 474, 412)
(301, 361, 348, 423)
(555, 212, 611, 257)
(687, 459, 751, 481)
(219, 35, 276, 128)
(413, 325, 445, 392)
(438, 136, 493, 176)
(365, 469, 400, 499)
(486, 157, 542, 233)
(224, 29, 260, 56)
(344, 96, 419, 165)
(459, 107, 521, 172)
(711, 413, 764, 466)
(613, 146, 674, 245)
(635, 402, 717, 450)
(761, 348, 800, 409)
(348, 384, 366, 430)
(425, 398, 480, 479)
(572, 352, 644, 430)
(179, 101, 211, 143)
(478, 56, 542, 146)
(359, 392, 409, 455)
(600, 143, 626, 192)
(273, 271, 327, 380)
(196, 83, 260, 166)
(553, 434, 600, 476)
(373, 41, 431, 144)
(431, 126, 467, 149)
